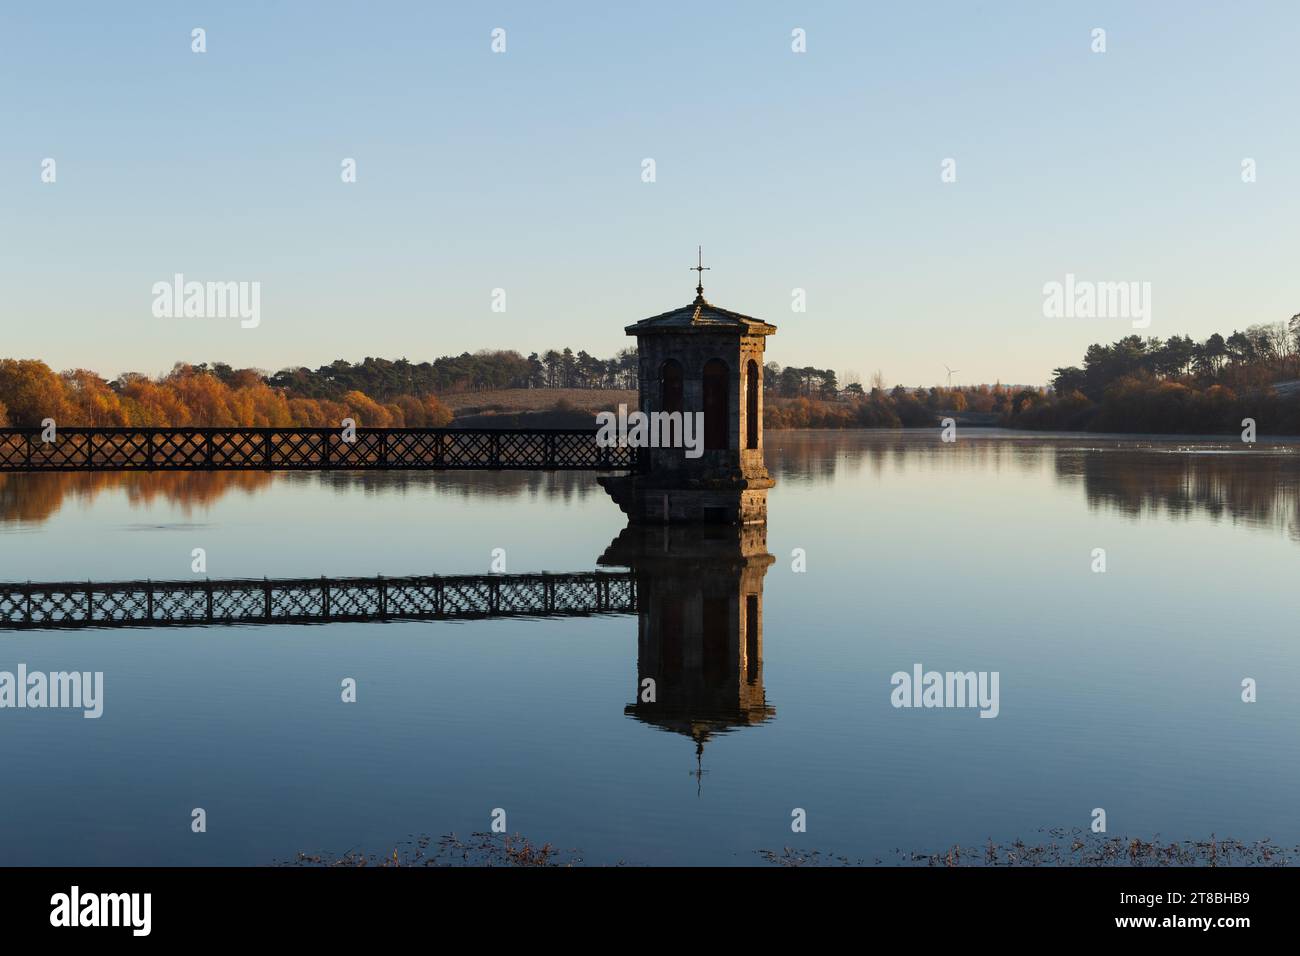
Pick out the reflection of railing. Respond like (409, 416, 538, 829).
(0, 572, 637, 630)
(0, 428, 639, 472)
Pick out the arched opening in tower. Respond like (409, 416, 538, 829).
(703, 358, 728, 451)
(745, 359, 759, 449)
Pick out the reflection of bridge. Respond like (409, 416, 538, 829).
(0, 427, 639, 473)
(0, 572, 636, 629)
(2, 521, 775, 786)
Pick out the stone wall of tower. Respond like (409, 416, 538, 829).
(635, 331, 769, 481)
(737, 333, 768, 481)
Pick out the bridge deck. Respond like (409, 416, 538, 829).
(0, 427, 639, 472)
(0, 572, 637, 630)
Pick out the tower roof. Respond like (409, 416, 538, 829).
(624, 295, 778, 337)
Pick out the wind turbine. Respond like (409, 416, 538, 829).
(944, 365, 960, 388)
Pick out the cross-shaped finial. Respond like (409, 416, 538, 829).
(690, 246, 710, 298)
(692, 740, 708, 798)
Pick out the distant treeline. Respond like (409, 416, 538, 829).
(0, 359, 452, 428)
(269, 349, 640, 399)
(1007, 316, 1300, 434)
(0, 353, 1043, 432)
(0, 347, 644, 428)
(765, 384, 1027, 429)
(42, 328, 1291, 436)
(265, 353, 930, 403)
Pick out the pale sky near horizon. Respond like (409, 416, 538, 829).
(2, 2, 1297, 387)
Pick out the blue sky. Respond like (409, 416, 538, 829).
(2, 1, 1297, 386)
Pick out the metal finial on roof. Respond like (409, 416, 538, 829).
(689, 246, 710, 299)
(692, 740, 708, 797)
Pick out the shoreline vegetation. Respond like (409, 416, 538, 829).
(0, 356, 1006, 432)
(0, 359, 454, 430)
(1005, 323, 1300, 436)
(4, 319, 1299, 436)
(282, 832, 588, 868)
(764, 829, 1300, 867)
(280, 828, 1299, 867)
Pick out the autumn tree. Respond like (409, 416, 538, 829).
(340, 390, 393, 427)
(0, 359, 73, 425)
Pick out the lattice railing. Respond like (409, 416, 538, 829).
(0, 428, 641, 472)
(0, 572, 637, 629)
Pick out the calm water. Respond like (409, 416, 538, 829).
(2, 429, 1298, 865)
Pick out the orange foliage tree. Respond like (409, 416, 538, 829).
(0, 359, 454, 429)
(0, 359, 73, 426)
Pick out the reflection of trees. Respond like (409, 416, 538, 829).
(299, 470, 604, 504)
(769, 430, 1300, 541)
(1057, 449, 1300, 539)
(0, 469, 606, 524)
(765, 430, 1051, 483)
(0, 472, 275, 524)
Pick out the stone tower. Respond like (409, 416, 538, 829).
(599, 255, 777, 524)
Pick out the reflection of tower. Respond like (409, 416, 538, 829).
(599, 523, 776, 766)
(599, 255, 777, 524)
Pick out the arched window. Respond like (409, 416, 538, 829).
(659, 360, 683, 414)
(703, 359, 728, 451)
(745, 360, 759, 449)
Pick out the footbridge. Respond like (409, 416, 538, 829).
(0, 427, 639, 472)
(0, 571, 637, 630)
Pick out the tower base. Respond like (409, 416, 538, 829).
(598, 474, 772, 525)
